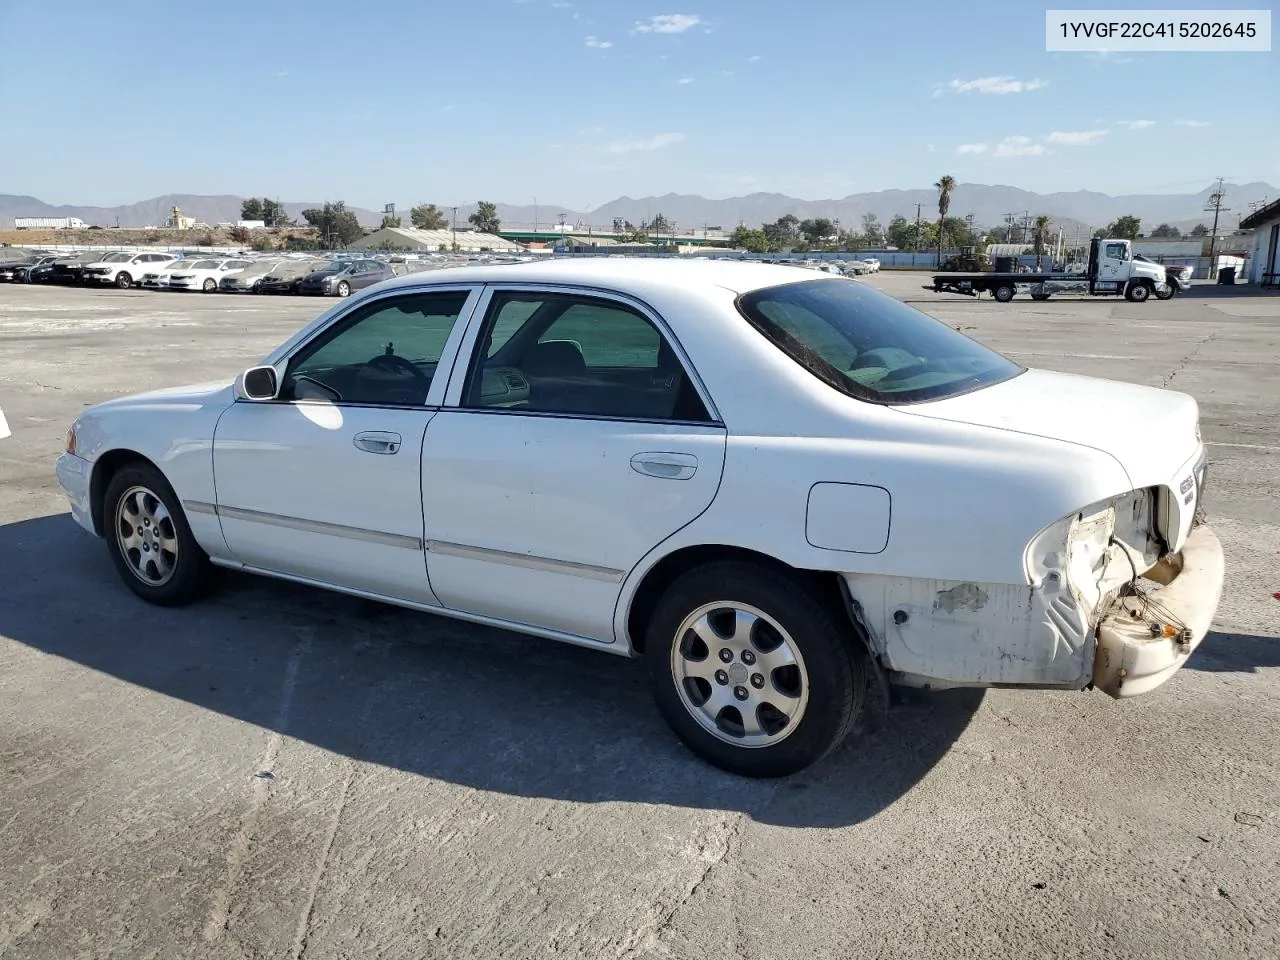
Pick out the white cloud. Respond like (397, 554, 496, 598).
(957, 143, 988, 155)
(1117, 119, 1156, 129)
(677, 76, 694, 84)
(748, 55, 761, 62)
(941, 75, 1048, 95)
(584, 36, 612, 48)
(1176, 119, 1210, 128)
(604, 132, 687, 154)
(632, 13, 702, 34)
(994, 136, 1049, 157)
(1046, 129, 1108, 145)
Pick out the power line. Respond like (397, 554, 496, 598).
(1204, 178, 1230, 278)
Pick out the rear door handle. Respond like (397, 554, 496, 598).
(630, 452, 698, 480)
(353, 431, 402, 455)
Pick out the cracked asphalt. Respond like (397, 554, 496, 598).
(1, 276, 1278, 959)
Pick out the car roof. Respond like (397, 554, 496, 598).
(373, 256, 825, 297)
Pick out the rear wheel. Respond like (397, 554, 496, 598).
(115, 272, 133, 289)
(993, 283, 1015, 303)
(1126, 280, 1151, 302)
(645, 561, 865, 777)
(103, 463, 216, 606)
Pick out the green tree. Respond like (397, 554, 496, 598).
(301, 201, 363, 247)
(1033, 214, 1052, 263)
(885, 214, 915, 250)
(1150, 223, 1181, 238)
(1189, 223, 1209, 237)
(410, 203, 449, 230)
(261, 199, 293, 228)
(240, 198, 264, 221)
(729, 225, 768, 252)
(860, 213, 883, 245)
(468, 201, 501, 234)
(651, 212, 672, 236)
(380, 215, 403, 229)
(934, 174, 956, 262)
(1102, 215, 1142, 240)
(800, 218, 835, 244)
(612, 217, 625, 233)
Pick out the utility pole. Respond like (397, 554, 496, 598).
(450, 206, 458, 252)
(1204, 178, 1229, 278)
(914, 203, 923, 252)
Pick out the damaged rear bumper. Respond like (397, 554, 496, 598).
(1091, 525, 1224, 698)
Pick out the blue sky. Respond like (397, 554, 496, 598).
(0, 0, 1274, 207)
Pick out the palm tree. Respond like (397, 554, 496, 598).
(1033, 214, 1052, 267)
(934, 175, 956, 267)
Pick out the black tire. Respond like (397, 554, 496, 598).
(1155, 281, 1176, 300)
(115, 271, 132, 289)
(202, 278, 217, 292)
(644, 561, 866, 777)
(102, 462, 216, 606)
(336, 280, 351, 297)
(993, 284, 1015, 303)
(1125, 280, 1151, 302)
(1030, 293, 1050, 301)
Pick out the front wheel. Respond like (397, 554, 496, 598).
(993, 283, 1015, 303)
(1155, 282, 1176, 300)
(202, 278, 217, 292)
(115, 272, 133, 289)
(336, 280, 351, 297)
(645, 561, 866, 777)
(1126, 280, 1151, 302)
(103, 463, 217, 606)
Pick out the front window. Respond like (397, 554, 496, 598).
(736, 277, 1022, 404)
(103, 253, 132, 263)
(191, 260, 220, 270)
(279, 291, 471, 406)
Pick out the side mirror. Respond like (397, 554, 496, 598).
(236, 365, 279, 401)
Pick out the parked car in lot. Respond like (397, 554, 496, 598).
(257, 258, 326, 295)
(83, 252, 177, 289)
(0, 404, 9, 440)
(5, 254, 65, 283)
(140, 258, 192, 290)
(167, 258, 253, 292)
(47, 252, 106, 285)
(219, 258, 286, 293)
(297, 258, 395, 297)
(55, 259, 1223, 777)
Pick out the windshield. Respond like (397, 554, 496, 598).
(103, 253, 132, 263)
(191, 260, 220, 269)
(736, 277, 1023, 404)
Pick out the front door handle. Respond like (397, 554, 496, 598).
(353, 431, 402, 455)
(631, 452, 698, 480)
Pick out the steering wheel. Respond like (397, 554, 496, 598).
(363, 353, 430, 385)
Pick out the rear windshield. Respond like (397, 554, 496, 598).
(736, 277, 1022, 404)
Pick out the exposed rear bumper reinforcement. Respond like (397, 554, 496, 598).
(1092, 524, 1225, 698)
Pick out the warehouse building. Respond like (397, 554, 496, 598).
(348, 226, 525, 253)
(1239, 198, 1280, 286)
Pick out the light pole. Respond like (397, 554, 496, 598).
(533, 197, 538, 233)
(451, 206, 458, 252)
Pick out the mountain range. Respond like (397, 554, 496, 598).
(2, 181, 1273, 236)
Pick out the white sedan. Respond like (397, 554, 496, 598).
(168, 258, 254, 292)
(55, 260, 1224, 776)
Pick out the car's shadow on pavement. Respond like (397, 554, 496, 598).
(1, 513, 992, 827)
